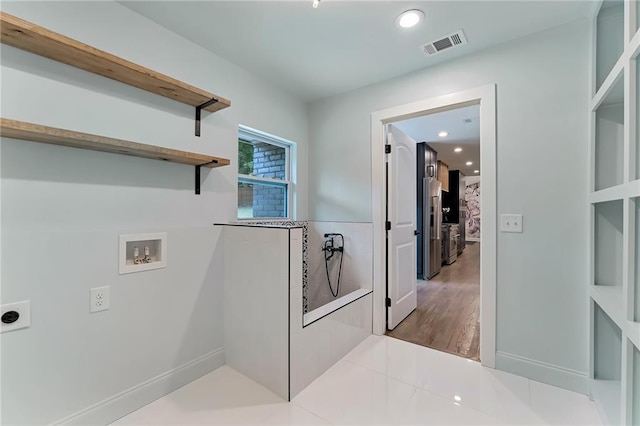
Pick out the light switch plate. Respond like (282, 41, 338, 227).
(1, 300, 31, 333)
(501, 214, 523, 233)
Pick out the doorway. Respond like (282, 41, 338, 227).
(386, 106, 482, 361)
(370, 85, 497, 368)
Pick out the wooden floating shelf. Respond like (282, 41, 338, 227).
(0, 118, 230, 168)
(0, 12, 230, 117)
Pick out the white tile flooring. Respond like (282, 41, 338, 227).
(113, 335, 602, 425)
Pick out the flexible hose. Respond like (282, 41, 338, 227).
(323, 235, 344, 298)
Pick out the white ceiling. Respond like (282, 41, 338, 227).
(394, 104, 481, 177)
(120, 0, 594, 102)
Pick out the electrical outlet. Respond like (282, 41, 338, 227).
(500, 214, 523, 233)
(1, 300, 31, 333)
(90, 286, 110, 313)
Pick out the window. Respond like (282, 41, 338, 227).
(237, 126, 294, 219)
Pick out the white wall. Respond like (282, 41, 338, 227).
(0, 2, 308, 424)
(222, 226, 291, 400)
(308, 21, 590, 391)
(307, 221, 372, 312)
(290, 290, 372, 398)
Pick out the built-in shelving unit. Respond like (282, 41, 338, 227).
(0, 12, 230, 136)
(589, 1, 640, 425)
(0, 118, 230, 193)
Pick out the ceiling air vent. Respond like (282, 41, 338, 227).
(420, 29, 468, 56)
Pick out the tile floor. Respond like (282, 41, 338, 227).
(113, 335, 602, 425)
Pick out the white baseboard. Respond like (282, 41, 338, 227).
(495, 351, 587, 394)
(52, 348, 225, 426)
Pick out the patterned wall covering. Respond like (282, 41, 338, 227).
(465, 181, 481, 240)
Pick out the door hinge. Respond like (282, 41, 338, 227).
(386, 298, 391, 307)
(385, 144, 391, 154)
(385, 221, 391, 231)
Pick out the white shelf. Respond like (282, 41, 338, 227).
(591, 57, 625, 110)
(591, 285, 625, 330)
(589, 181, 640, 203)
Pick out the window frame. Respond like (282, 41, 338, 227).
(237, 125, 295, 220)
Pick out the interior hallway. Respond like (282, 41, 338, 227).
(112, 335, 601, 425)
(387, 242, 480, 360)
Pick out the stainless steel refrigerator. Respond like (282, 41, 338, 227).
(417, 143, 442, 280)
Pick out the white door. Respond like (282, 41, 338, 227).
(387, 125, 417, 330)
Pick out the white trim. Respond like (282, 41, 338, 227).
(238, 125, 296, 150)
(238, 174, 290, 187)
(51, 348, 224, 426)
(370, 85, 497, 368)
(495, 351, 588, 394)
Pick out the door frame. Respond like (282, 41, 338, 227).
(371, 85, 497, 368)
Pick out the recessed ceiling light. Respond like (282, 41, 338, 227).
(312, 0, 320, 8)
(396, 9, 424, 29)
(454, 147, 462, 153)
(466, 161, 473, 166)
(438, 131, 448, 138)
(474, 170, 479, 173)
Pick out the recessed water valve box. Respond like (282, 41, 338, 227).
(119, 233, 167, 274)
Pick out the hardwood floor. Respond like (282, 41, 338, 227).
(386, 242, 481, 361)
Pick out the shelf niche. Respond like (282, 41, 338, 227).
(637, 57, 640, 181)
(592, 302, 622, 426)
(636, 198, 640, 322)
(595, 76, 625, 191)
(596, 1, 624, 91)
(594, 200, 624, 288)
